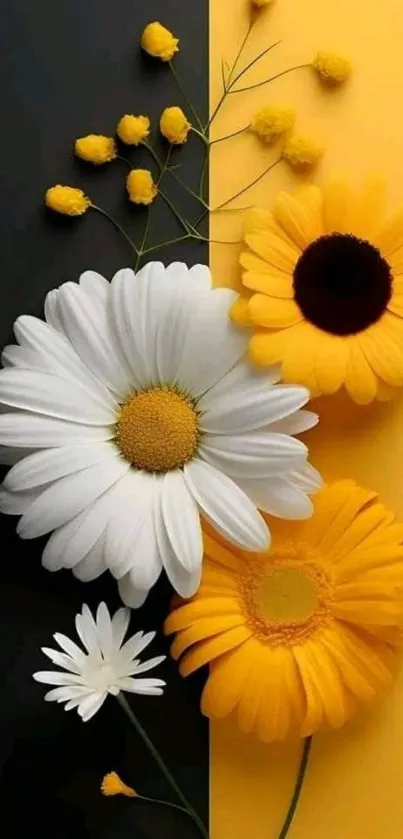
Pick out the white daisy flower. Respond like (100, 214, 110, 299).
(33, 602, 165, 721)
(0, 263, 321, 606)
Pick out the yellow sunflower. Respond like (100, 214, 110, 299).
(165, 481, 403, 742)
(231, 181, 403, 404)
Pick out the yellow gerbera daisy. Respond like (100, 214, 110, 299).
(231, 181, 403, 403)
(165, 481, 403, 742)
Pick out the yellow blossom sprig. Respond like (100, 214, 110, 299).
(74, 135, 116, 164)
(231, 50, 351, 95)
(100, 770, 205, 824)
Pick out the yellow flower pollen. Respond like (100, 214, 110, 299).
(239, 544, 333, 645)
(117, 114, 150, 146)
(101, 772, 137, 798)
(74, 135, 116, 165)
(116, 387, 199, 472)
(313, 51, 352, 84)
(45, 185, 90, 216)
(126, 169, 158, 205)
(250, 105, 296, 143)
(141, 22, 179, 62)
(282, 135, 324, 169)
(160, 106, 192, 145)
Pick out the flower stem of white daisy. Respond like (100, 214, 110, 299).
(117, 694, 209, 839)
(277, 736, 312, 839)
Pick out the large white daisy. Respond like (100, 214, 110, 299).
(33, 602, 165, 721)
(0, 263, 321, 606)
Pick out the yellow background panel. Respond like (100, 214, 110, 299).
(209, 0, 403, 836)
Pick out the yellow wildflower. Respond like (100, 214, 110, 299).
(141, 22, 179, 62)
(74, 135, 116, 165)
(126, 169, 158, 205)
(282, 135, 324, 169)
(101, 772, 137, 798)
(313, 51, 352, 84)
(45, 185, 90, 216)
(250, 105, 295, 143)
(160, 107, 191, 145)
(117, 114, 150, 146)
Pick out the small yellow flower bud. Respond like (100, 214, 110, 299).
(250, 106, 295, 144)
(313, 51, 352, 84)
(126, 169, 158, 205)
(117, 114, 150, 146)
(160, 107, 192, 145)
(74, 135, 116, 165)
(101, 772, 137, 798)
(45, 185, 90, 216)
(282, 135, 324, 169)
(251, 0, 274, 7)
(141, 22, 179, 62)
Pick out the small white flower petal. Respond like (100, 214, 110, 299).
(75, 604, 102, 656)
(111, 608, 131, 650)
(184, 458, 269, 551)
(17, 459, 129, 539)
(4, 443, 119, 492)
(290, 462, 324, 492)
(117, 677, 165, 695)
(199, 376, 306, 434)
(126, 655, 166, 676)
(119, 630, 156, 660)
(200, 431, 307, 479)
(118, 577, 149, 609)
(0, 413, 113, 448)
(53, 633, 87, 663)
(237, 477, 314, 519)
(72, 535, 106, 582)
(161, 471, 203, 573)
(33, 671, 82, 686)
(155, 478, 201, 597)
(44, 685, 90, 703)
(41, 647, 82, 674)
(95, 603, 114, 657)
(78, 691, 107, 721)
(268, 410, 319, 435)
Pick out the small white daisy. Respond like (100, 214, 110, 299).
(0, 263, 321, 606)
(33, 602, 165, 721)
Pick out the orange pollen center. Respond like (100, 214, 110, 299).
(239, 543, 333, 645)
(115, 386, 199, 473)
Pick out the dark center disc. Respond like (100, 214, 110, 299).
(293, 233, 392, 336)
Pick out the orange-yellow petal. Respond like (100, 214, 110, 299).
(170, 614, 246, 659)
(248, 294, 303, 328)
(243, 208, 274, 236)
(314, 333, 349, 395)
(165, 597, 241, 634)
(329, 502, 393, 561)
(179, 626, 251, 675)
(298, 480, 364, 547)
(322, 180, 352, 234)
(201, 645, 251, 718)
(273, 186, 323, 250)
(374, 206, 403, 257)
(248, 326, 299, 365)
(203, 532, 242, 572)
(281, 322, 321, 394)
(348, 177, 386, 240)
(344, 340, 378, 404)
(230, 295, 252, 325)
(359, 322, 403, 387)
(245, 231, 299, 274)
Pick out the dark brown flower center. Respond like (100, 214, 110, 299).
(293, 233, 392, 335)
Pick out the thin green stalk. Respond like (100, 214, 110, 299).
(142, 142, 164, 174)
(232, 63, 309, 94)
(135, 208, 151, 271)
(142, 234, 192, 256)
(168, 169, 209, 208)
(139, 794, 196, 821)
(229, 40, 282, 88)
(169, 62, 205, 132)
(91, 205, 139, 255)
(117, 695, 209, 839)
(213, 156, 281, 212)
(159, 189, 194, 235)
(116, 154, 133, 169)
(206, 21, 253, 130)
(210, 125, 248, 145)
(191, 128, 209, 146)
(277, 737, 312, 839)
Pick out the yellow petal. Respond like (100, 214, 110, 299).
(292, 645, 324, 735)
(298, 480, 362, 547)
(344, 340, 378, 404)
(322, 180, 352, 233)
(243, 208, 274, 236)
(255, 646, 296, 742)
(203, 532, 242, 572)
(388, 248, 403, 273)
(248, 326, 299, 366)
(322, 627, 379, 702)
(201, 645, 251, 718)
(164, 597, 241, 634)
(240, 251, 274, 275)
(281, 322, 321, 394)
(316, 484, 377, 558)
(359, 320, 403, 386)
(179, 626, 251, 675)
(302, 639, 356, 728)
(273, 186, 323, 250)
(329, 502, 393, 560)
(376, 380, 399, 401)
(236, 638, 267, 733)
(243, 272, 294, 298)
(170, 614, 246, 659)
(230, 295, 252, 325)
(332, 624, 395, 690)
(314, 333, 349, 395)
(374, 206, 403, 257)
(349, 177, 386, 240)
(245, 231, 299, 274)
(248, 294, 303, 329)
(387, 293, 403, 316)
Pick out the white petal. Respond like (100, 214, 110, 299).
(109, 268, 149, 389)
(176, 288, 246, 396)
(0, 487, 41, 515)
(75, 604, 101, 656)
(0, 413, 113, 447)
(127, 655, 166, 676)
(184, 459, 269, 551)
(155, 479, 202, 597)
(42, 517, 84, 571)
(237, 477, 314, 519)
(78, 691, 107, 721)
(53, 632, 87, 663)
(117, 677, 165, 695)
(269, 410, 319, 435)
(17, 458, 129, 539)
(119, 630, 155, 660)
(187, 264, 213, 292)
(114, 511, 163, 591)
(61, 479, 129, 569)
(0, 369, 115, 424)
(200, 381, 309, 435)
(111, 608, 131, 649)
(79, 270, 109, 301)
(13, 315, 116, 403)
(5, 443, 119, 491)
(33, 671, 81, 686)
(0, 445, 34, 465)
(57, 281, 132, 398)
(44, 685, 90, 703)
(96, 602, 114, 656)
(201, 431, 307, 479)
(289, 462, 323, 493)
(72, 536, 106, 582)
(118, 577, 149, 608)
(41, 647, 81, 674)
(161, 471, 203, 572)
(199, 359, 281, 409)
(44, 290, 64, 333)
(104, 471, 155, 578)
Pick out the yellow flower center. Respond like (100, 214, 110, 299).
(239, 543, 332, 644)
(116, 387, 199, 473)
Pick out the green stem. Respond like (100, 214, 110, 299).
(139, 794, 196, 820)
(213, 156, 281, 212)
(168, 169, 209, 208)
(210, 126, 248, 145)
(232, 63, 309, 94)
(116, 154, 133, 169)
(91, 205, 139, 255)
(142, 142, 164, 174)
(277, 737, 312, 839)
(229, 40, 282, 88)
(117, 695, 209, 839)
(159, 189, 193, 234)
(135, 208, 151, 271)
(206, 22, 253, 130)
(191, 128, 209, 146)
(169, 62, 205, 132)
(142, 234, 192, 255)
